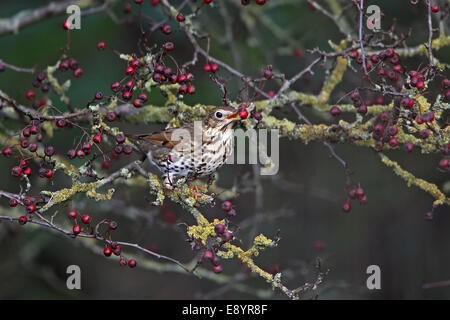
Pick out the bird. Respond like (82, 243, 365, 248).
(126, 106, 240, 189)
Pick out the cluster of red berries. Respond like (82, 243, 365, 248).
(31, 71, 50, 95)
(67, 139, 93, 160)
(202, 249, 223, 273)
(214, 223, 233, 243)
(203, 62, 219, 73)
(113, 133, 133, 159)
(342, 187, 367, 212)
(349, 89, 368, 115)
(441, 78, 450, 100)
(58, 57, 83, 78)
(221, 200, 236, 217)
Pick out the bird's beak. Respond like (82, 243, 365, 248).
(225, 111, 239, 120)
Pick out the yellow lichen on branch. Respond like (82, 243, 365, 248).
(379, 153, 449, 208)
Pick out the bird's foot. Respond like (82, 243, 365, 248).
(187, 182, 209, 201)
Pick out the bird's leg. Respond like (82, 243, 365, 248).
(206, 173, 216, 186)
(163, 175, 176, 190)
(186, 179, 209, 200)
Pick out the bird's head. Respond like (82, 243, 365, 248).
(203, 106, 240, 129)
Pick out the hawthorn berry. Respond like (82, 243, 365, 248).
(203, 64, 211, 72)
(187, 85, 196, 95)
(125, 66, 135, 75)
(202, 250, 214, 261)
(342, 202, 351, 212)
(62, 20, 72, 30)
(105, 112, 117, 122)
(73, 224, 81, 235)
(122, 91, 132, 100)
(176, 13, 185, 22)
(150, 0, 160, 5)
(20, 140, 29, 149)
(104, 247, 112, 257)
(93, 134, 102, 144)
(121, 145, 132, 155)
(138, 92, 148, 102)
(45, 169, 54, 178)
(2, 147, 13, 157)
(161, 24, 172, 35)
(416, 81, 425, 90)
(133, 99, 143, 108)
(18, 216, 28, 225)
(119, 258, 127, 266)
(239, 109, 249, 119)
(210, 63, 219, 73)
(128, 259, 137, 268)
(431, 5, 439, 13)
(68, 210, 77, 219)
(108, 220, 118, 230)
(204, 0, 213, 3)
(11, 166, 22, 177)
(22, 167, 32, 176)
(353, 189, 364, 200)
(400, 97, 414, 109)
(97, 41, 106, 50)
(111, 81, 121, 92)
(212, 265, 223, 274)
(94, 91, 104, 100)
(81, 214, 91, 224)
(163, 42, 174, 51)
(221, 201, 232, 211)
(26, 90, 35, 100)
(330, 106, 341, 116)
(438, 159, 449, 169)
(113, 244, 122, 256)
(73, 68, 83, 78)
(115, 133, 126, 144)
(387, 125, 398, 136)
(178, 84, 188, 95)
(134, 0, 143, 4)
(27, 204, 36, 213)
(214, 224, 225, 235)
(388, 137, 399, 148)
(222, 231, 232, 242)
(76, 149, 85, 158)
(403, 142, 414, 153)
(9, 198, 18, 207)
(67, 149, 76, 159)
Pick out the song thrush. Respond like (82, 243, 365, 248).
(127, 106, 240, 188)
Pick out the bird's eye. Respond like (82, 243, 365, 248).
(215, 111, 223, 119)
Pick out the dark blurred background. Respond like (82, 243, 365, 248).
(0, 0, 449, 299)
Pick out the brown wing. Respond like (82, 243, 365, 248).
(126, 122, 194, 150)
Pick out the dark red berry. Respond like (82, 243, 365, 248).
(2, 147, 13, 157)
(161, 24, 172, 35)
(81, 214, 91, 224)
(97, 41, 106, 50)
(128, 259, 137, 268)
(176, 13, 185, 22)
(214, 224, 225, 235)
(9, 198, 18, 207)
(95, 91, 104, 100)
(221, 201, 232, 211)
(68, 210, 77, 219)
(105, 112, 116, 122)
(12, 166, 22, 177)
(202, 250, 213, 261)
(103, 247, 112, 257)
(330, 106, 341, 116)
(73, 224, 81, 234)
(342, 202, 351, 212)
(18, 216, 28, 225)
(73, 68, 83, 78)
